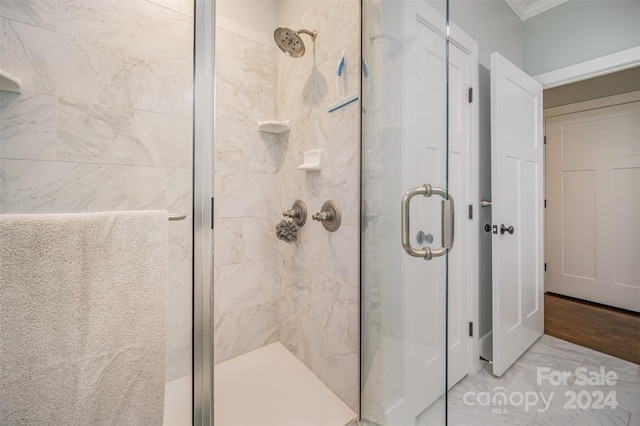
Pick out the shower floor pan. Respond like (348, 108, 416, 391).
(214, 342, 357, 425)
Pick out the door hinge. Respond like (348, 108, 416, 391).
(468, 204, 473, 220)
(468, 87, 473, 103)
(544, 262, 547, 272)
(211, 197, 215, 229)
(544, 199, 547, 208)
(544, 136, 547, 145)
(468, 321, 474, 337)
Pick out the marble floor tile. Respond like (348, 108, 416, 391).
(444, 335, 640, 426)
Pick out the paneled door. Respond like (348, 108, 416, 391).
(490, 52, 544, 377)
(545, 94, 640, 313)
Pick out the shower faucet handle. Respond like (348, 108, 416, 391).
(283, 200, 307, 226)
(312, 211, 330, 221)
(312, 200, 341, 232)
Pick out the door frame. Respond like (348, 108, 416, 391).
(534, 46, 640, 89)
(448, 21, 481, 375)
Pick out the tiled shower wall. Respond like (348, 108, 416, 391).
(212, 16, 282, 364)
(213, 0, 360, 412)
(276, 0, 360, 410)
(0, 0, 193, 382)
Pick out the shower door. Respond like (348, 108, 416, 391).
(361, 0, 452, 424)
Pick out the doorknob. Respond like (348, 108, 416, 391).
(401, 184, 454, 260)
(500, 224, 514, 235)
(484, 224, 492, 233)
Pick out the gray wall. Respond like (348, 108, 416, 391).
(450, 0, 523, 68)
(523, 0, 640, 76)
(544, 66, 640, 108)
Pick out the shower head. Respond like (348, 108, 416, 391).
(274, 27, 317, 58)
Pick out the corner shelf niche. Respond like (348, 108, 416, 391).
(257, 120, 290, 134)
(0, 69, 23, 93)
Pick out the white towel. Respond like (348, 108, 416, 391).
(0, 211, 168, 425)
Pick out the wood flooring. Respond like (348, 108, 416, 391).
(544, 292, 640, 365)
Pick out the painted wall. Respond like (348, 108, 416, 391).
(0, 0, 194, 382)
(449, 0, 523, 69)
(544, 66, 640, 108)
(523, 0, 640, 76)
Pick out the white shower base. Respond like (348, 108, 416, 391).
(214, 342, 357, 426)
(163, 375, 192, 426)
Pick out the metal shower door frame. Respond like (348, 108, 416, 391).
(193, 0, 215, 424)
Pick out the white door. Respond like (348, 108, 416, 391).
(383, 2, 474, 423)
(447, 41, 474, 386)
(545, 96, 640, 312)
(490, 52, 544, 377)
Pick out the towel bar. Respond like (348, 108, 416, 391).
(168, 212, 187, 221)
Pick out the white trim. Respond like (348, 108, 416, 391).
(505, 0, 569, 21)
(450, 22, 481, 376)
(534, 46, 640, 89)
(544, 90, 640, 118)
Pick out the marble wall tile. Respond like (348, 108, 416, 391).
(310, 273, 348, 342)
(217, 259, 278, 313)
(57, 0, 192, 66)
(168, 219, 192, 327)
(303, 165, 359, 227)
(215, 28, 245, 80)
(6, 20, 99, 102)
(57, 99, 138, 165)
(278, 305, 299, 354)
(214, 217, 277, 266)
(133, 109, 192, 168)
(0, 0, 57, 30)
(166, 323, 191, 381)
(214, 170, 277, 218)
(1, 0, 193, 384)
(165, 167, 192, 216)
(215, 27, 277, 89)
(275, 1, 361, 413)
(98, 46, 192, 117)
(95, 164, 166, 211)
(56, 0, 137, 46)
(237, 301, 279, 354)
(327, 334, 359, 410)
(5, 159, 99, 212)
(146, 0, 182, 13)
(217, 74, 277, 129)
(0, 159, 7, 212)
(179, 0, 193, 17)
(0, 18, 7, 70)
(298, 315, 330, 384)
(1, 93, 57, 161)
(133, 0, 193, 65)
(214, 301, 279, 364)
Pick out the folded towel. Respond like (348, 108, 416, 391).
(0, 211, 168, 425)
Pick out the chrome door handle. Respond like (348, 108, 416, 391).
(401, 184, 454, 260)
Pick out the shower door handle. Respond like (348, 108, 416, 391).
(401, 184, 454, 260)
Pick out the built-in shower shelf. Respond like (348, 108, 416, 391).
(0, 69, 22, 93)
(257, 120, 290, 134)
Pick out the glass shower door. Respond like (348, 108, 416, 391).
(361, 0, 450, 424)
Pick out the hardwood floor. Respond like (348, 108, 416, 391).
(544, 292, 640, 365)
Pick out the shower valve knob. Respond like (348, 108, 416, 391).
(283, 200, 307, 226)
(312, 211, 332, 222)
(312, 200, 342, 232)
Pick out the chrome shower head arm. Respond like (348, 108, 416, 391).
(297, 29, 317, 41)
